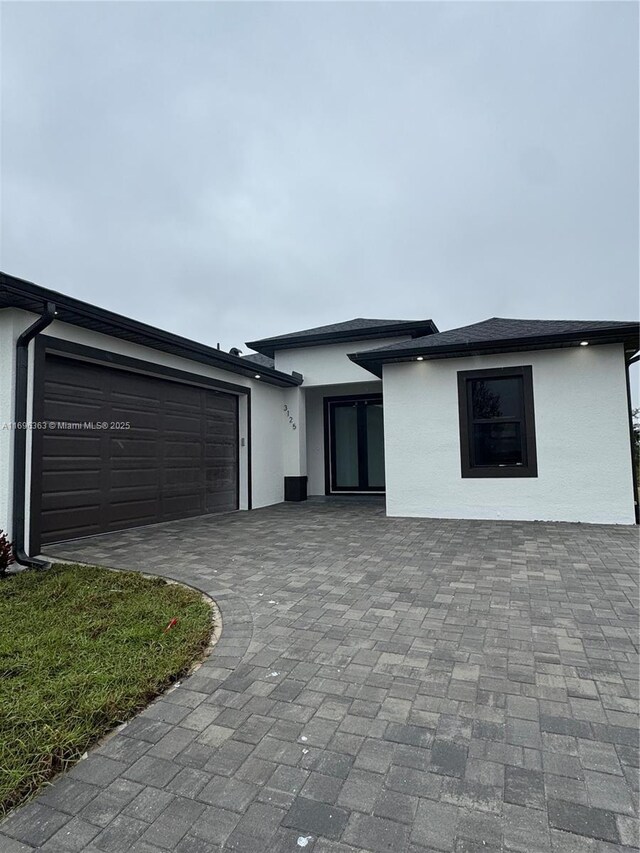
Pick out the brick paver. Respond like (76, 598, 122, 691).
(1, 499, 638, 852)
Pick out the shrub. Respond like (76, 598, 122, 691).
(0, 530, 15, 577)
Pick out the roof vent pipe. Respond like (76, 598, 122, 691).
(12, 301, 56, 568)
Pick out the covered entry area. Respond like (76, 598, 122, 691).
(296, 381, 386, 498)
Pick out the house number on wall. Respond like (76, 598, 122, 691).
(282, 404, 297, 430)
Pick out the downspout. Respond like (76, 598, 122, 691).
(625, 353, 639, 524)
(12, 301, 56, 567)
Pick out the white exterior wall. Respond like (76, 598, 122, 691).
(0, 309, 289, 544)
(383, 344, 635, 524)
(275, 337, 410, 386)
(282, 387, 306, 478)
(0, 310, 21, 537)
(249, 382, 286, 507)
(305, 381, 382, 495)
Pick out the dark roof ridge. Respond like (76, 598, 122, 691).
(246, 317, 439, 357)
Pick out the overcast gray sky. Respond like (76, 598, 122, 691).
(1, 1, 638, 356)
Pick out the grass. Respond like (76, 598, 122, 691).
(0, 563, 213, 816)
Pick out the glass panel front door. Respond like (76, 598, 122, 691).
(366, 403, 385, 489)
(333, 404, 359, 488)
(328, 397, 385, 492)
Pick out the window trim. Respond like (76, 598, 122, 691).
(457, 365, 538, 478)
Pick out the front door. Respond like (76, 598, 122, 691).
(326, 396, 385, 493)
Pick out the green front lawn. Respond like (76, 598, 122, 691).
(0, 563, 213, 815)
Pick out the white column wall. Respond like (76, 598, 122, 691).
(282, 387, 307, 477)
(249, 381, 286, 507)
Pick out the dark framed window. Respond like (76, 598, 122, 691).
(457, 365, 538, 478)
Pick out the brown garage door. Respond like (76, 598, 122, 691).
(36, 355, 238, 545)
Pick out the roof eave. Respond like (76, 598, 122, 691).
(349, 327, 640, 376)
(246, 320, 439, 357)
(0, 272, 302, 388)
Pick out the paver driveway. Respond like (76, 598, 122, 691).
(2, 500, 638, 853)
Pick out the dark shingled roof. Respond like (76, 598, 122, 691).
(242, 352, 275, 369)
(349, 317, 640, 377)
(0, 271, 302, 387)
(246, 317, 438, 357)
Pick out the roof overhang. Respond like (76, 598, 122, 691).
(349, 327, 640, 378)
(0, 272, 302, 388)
(246, 320, 439, 358)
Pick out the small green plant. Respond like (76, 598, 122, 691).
(0, 530, 14, 577)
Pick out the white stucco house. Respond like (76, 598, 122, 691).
(1, 271, 638, 565)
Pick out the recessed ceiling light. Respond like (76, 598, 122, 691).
(254, 374, 261, 379)
(416, 356, 424, 361)
(579, 341, 589, 347)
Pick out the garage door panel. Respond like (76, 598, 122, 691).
(205, 391, 236, 409)
(44, 377, 105, 400)
(37, 355, 239, 545)
(164, 466, 202, 484)
(41, 506, 103, 540)
(41, 488, 103, 511)
(110, 468, 160, 488)
(161, 494, 204, 516)
(205, 430, 236, 444)
(206, 491, 237, 513)
(108, 498, 161, 525)
(108, 437, 160, 458)
(207, 462, 236, 483)
(110, 376, 161, 399)
(44, 399, 104, 421)
(164, 413, 203, 432)
(42, 469, 101, 492)
(205, 446, 236, 462)
(109, 480, 161, 498)
(164, 443, 202, 461)
(42, 434, 102, 457)
(110, 409, 161, 429)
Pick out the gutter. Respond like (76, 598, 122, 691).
(1, 274, 301, 387)
(625, 353, 639, 524)
(12, 301, 56, 568)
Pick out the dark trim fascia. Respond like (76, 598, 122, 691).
(323, 399, 331, 497)
(624, 361, 639, 524)
(246, 320, 439, 358)
(29, 335, 254, 553)
(349, 328, 640, 377)
(0, 272, 301, 387)
(246, 393, 252, 511)
(234, 394, 241, 514)
(457, 365, 538, 479)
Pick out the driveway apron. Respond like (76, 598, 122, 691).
(1, 500, 638, 853)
